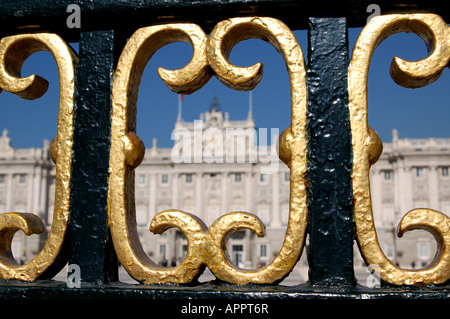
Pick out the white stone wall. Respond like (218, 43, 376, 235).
(0, 108, 448, 279)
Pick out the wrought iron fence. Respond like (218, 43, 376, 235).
(0, 0, 449, 305)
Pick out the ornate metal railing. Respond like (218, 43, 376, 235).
(0, 0, 449, 306)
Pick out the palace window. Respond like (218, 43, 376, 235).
(385, 244, 394, 259)
(260, 244, 267, 258)
(416, 167, 424, 178)
(18, 174, 26, 184)
(442, 167, 449, 177)
(384, 170, 392, 180)
(418, 242, 430, 260)
(231, 245, 243, 267)
(161, 174, 168, 184)
(159, 245, 166, 259)
(186, 174, 192, 183)
(235, 173, 242, 183)
(260, 173, 268, 183)
(138, 174, 146, 185)
(0, 175, 4, 184)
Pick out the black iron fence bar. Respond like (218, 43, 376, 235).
(0, 1, 449, 39)
(69, 30, 125, 283)
(306, 17, 355, 287)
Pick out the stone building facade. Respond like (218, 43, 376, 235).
(0, 129, 55, 263)
(362, 129, 450, 270)
(1, 97, 449, 281)
(135, 95, 288, 270)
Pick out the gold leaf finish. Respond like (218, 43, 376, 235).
(109, 23, 211, 284)
(109, 18, 308, 285)
(348, 13, 450, 285)
(206, 17, 308, 285)
(0, 33, 77, 281)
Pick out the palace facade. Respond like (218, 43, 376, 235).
(1, 96, 449, 283)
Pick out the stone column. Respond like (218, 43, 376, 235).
(32, 166, 42, 215)
(271, 171, 281, 227)
(370, 169, 383, 227)
(221, 172, 228, 214)
(6, 174, 13, 212)
(26, 172, 33, 212)
(39, 170, 49, 224)
(396, 160, 412, 218)
(149, 173, 156, 217)
(243, 169, 254, 269)
(195, 173, 203, 220)
(428, 166, 439, 211)
(171, 172, 179, 209)
(244, 229, 252, 269)
(245, 171, 252, 212)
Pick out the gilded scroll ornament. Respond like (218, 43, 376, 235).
(109, 23, 212, 284)
(348, 13, 450, 285)
(205, 17, 308, 285)
(109, 17, 308, 285)
(0, 33, 77, 280)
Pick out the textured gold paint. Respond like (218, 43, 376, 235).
(109, 23, 211, 284)
(109, 18, 308, 285)
(0, 33, 77, 281)
(206, 17, 308, 285)
(348, 13, 450, 285)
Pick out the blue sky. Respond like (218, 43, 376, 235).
(0, 27, 448, 149)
